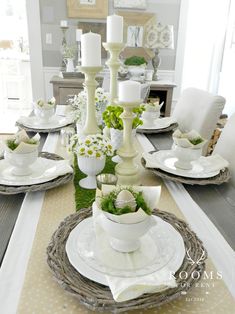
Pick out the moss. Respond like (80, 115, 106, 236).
(124, 56, 147, 66)
(189, 137, 204, 145)
(73, 155, 116, 211)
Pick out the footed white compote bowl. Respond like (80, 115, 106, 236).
(174, 146, 202, 170)
(142, 110, 160, 127)
(4, 149, 38, 176)
(77, 156, 106, 189)
(34, 104, 56, 123)
(100, 212, 156, 253)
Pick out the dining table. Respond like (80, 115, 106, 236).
(0, 122, 234, 313)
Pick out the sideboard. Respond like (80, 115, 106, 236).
(50, 75, 103, 105)
(50, 76, 176, 116)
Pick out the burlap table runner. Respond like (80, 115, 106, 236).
(17, 139, 235, 314)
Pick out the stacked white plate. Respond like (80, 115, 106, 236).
(17, 115, 74, 130)
(66, 216, 185, 286)
(0, 157, 73, 186)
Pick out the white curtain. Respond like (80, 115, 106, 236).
(178, 0, 230, 94)
(218, 0, 235, 116)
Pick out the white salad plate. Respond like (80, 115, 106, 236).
(144, 150, 220, 179)
(138, 117, 176, 130)
(17, 115, 74, 130)
(0, 157, 72, 186)
(66, 216, 185, 286)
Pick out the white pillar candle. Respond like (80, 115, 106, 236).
(119, 81, 141, 102)
(81, 32, 101, 66)
(107, 14, 123, 43)
(76, 29, 82, 41)
(60, 20, 68, 27)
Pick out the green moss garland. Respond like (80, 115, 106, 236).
(73, 155, 116, 211)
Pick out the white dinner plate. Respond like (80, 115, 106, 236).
(138, 117, 176, 130)
(0, 157, 72, 186)
(65, 216, 185, 286)
(144, 150, 220, 179)
(17, 115, 74, 130)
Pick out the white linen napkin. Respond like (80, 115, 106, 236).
(198, 154, 229, 173)
(5, 130, 40, 153)
(92, 204, 177, 302)
(142, 152, 163, 169)
(38, 158, 73, 180)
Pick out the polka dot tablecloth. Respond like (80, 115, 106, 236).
(17, 140, 235, 314)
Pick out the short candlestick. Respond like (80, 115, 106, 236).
(115, 100, 142, 185)
(60, 26, 69, 70)
(78, 66, 102, 135)
(103, 42, 125, 105)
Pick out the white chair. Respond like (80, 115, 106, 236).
(213, 113, 235, 187)
(172, 88, 225, 153)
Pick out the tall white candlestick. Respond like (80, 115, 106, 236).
(60, 20, 68, 27)
(119, 81, 141, 102)
(107, 15, 123, 43)
(76, 29, 82, 41)
(81, 32, 101, 66)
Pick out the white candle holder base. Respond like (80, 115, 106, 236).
(78, 66, 102, 135)
(79, 177, 97, 189)
(115, 100, 142, 185)
(103, 43, 125, 105)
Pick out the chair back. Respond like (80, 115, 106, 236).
(172, 88, 225, 153)
(213, 113, 235, 187)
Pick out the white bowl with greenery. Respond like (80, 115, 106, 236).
(34, 97, 56, 123)
(4, 130, 40, 176)
(173, 129, 207, 170)
(95, 186, 161, 253)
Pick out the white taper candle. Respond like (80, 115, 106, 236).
(81, 32, 101, 66)
(76, 29, 82, 41)
(107, 14, 123, 43)
(119, 81, 141, 102)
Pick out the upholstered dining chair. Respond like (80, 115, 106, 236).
(213, 113, 235, 187)
(172, 88, 226, 153)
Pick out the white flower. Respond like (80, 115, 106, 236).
(48, 97, 56, 105)
(77, 145, 87, 156)
(95, 151, 105, 160)
(86, 148, 95, 157)
(37, 99, 44, 107)
(69, 133, 113, 159)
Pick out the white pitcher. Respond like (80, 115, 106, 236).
(64, 58, 74, 72)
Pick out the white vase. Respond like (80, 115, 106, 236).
(110, 128, 136, 163)
(4, 149, 38, 176)
(64, 58, 74, 72)
(77, 156, 106, 189)
(174, 146, 202, 170)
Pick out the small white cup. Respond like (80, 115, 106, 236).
(142, 110, 160, 127)
(100, 213, 155, 253)
(174, 146, 202, 170)
(34, 105, 55, 123)
(4, 149, 38, 176)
